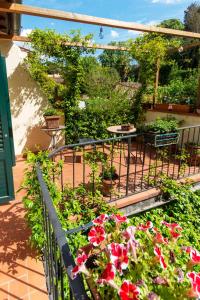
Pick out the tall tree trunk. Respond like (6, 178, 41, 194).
(153, 58, 160, 108)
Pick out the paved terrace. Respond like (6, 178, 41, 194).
(0, 160, 48, 300)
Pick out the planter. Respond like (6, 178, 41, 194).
(121, 124, 132, 131)
(154, 104, 190, 113)
(44, 115, 60, 129)
(186, 144, 200, 165)
(154, 103, 169, 111)
(172, 104, 190, 113)
(101, 177, 118, 196)
(144, 131, 179, 147)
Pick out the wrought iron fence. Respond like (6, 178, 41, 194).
(36, 166, 88, 300)
(36, 124, 200, 299)
(48, 125, 200, 202)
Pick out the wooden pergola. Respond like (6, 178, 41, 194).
(0, 2, 199, 106)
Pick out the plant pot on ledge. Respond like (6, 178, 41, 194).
(43, 108, 61, 129)
(101, 166, 119, 196)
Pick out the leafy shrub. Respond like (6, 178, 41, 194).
(142, 117, 179, 133)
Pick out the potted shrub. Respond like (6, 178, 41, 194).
(43, 108, 61, 129)
(185, 142, 200, 165)
(101, 165, 119, 196)
(142, 117, 180, 147)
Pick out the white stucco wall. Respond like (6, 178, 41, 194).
(0, 40, 62, 155)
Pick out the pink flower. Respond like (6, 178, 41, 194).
(187, 272, 200, 298)
(93, 214, 108, 226)
(154, 246, 167, 269)
(182, 246, 193, 253)
(97, 263, 116, 284)
(112, 214, 128, 224)
(153, 232, 168, 245)
(137, 221, 153, 231)
(119, 280, 140, 300)
(108, 243, 129, 274)
(88, 226, 106, 247)
(71, 252, 89, 279)
(123, 226, 138, 259)
(123, 226, 136, 240)
(161, 221, 182, 231)
(190, 249, 200, 265)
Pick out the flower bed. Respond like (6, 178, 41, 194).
(71, 214, 200, 300)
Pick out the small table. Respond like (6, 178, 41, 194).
(107, 125, 136, 136)
(41, 126, 66, 150)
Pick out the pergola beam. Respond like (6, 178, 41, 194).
(0, 3, 200, 39)
(1, 34, 200, 53)
(0, 34, 128, 51)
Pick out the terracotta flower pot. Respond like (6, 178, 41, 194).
(44, 115, 60, 129)
(102, 178, 117, 196)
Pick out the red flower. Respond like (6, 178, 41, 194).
(97, 263, 116, 284)
(76, 252, 88, 266)
(112, 214, 127, 224)
(108, 243, 129, 274)
(93, 214, 108, 226)
(182, 246, 193, 253)
(153, 232, 168, 245)
(88, 225, 106, 247)
(71, 252, 88, 279)
(123, 226, 138, 258)
(169, 230, 181, 239)
(154, 246, 167, 269)
(137, 221, 153, 231)
(161, 221, 182, 231)
(119, 280, 140, 300)
(187, 272, 200, 298)
(190, 249, 200, 265)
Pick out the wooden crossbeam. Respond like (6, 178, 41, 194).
(0, 34, 128, 51)
(1, 34, 200, 53)
(0, 3, 200, 39)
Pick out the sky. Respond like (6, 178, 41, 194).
(21, 0, 193, 44)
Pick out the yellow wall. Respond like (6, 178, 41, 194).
(0, 40, 64, 155)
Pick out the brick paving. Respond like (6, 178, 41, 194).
(0, 160, 48, 300)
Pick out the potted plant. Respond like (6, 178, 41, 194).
(101, 165, 119, 196)
(142, 117, 180, 147)
(185, 142, 200, 165)
(43, 108, 61, 129)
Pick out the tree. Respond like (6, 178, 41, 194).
(129, 34, 180, 105)
(184, 2, 200, 33)
(159, 19, 184, 30)
(99, 42, 134, 81)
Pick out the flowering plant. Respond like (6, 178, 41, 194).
(71, 214, 200, 300)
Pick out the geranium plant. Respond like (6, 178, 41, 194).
(71, 214, 200, 300)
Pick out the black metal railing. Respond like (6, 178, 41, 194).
(36, 124, 200, 299)
(48, 125, 200, 202)
(36, 165, 88, 300)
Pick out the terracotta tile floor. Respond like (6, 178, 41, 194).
(0, 160, 48, 300)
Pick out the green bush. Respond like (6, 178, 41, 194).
(142, 117, 179, 133)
